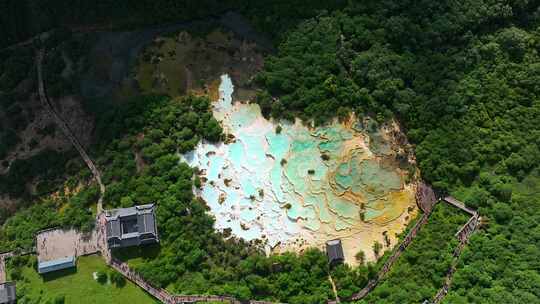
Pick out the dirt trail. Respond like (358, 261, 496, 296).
(328, 274, 340, 303)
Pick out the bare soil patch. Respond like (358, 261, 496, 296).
(36, 228, 99, 263)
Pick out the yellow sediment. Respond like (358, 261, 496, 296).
(273, 192, 417, 266)
(205, 78, 221, 101)
(273, 170, 417, 265)
(134, 30, 420, 266)
(276, 120, 419, 265)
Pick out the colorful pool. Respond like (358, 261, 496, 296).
(182, 75, 417, 264)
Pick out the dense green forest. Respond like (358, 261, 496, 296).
(1, 0, 540, 303)
(0, 0, 346, 48)
(88, 94, 362, 302)
(254, 1, 540, 302)
(0, 46, 35, 162)
(0, 185, 98, 251)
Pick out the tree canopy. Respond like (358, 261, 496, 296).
(1, 1, 540, 303)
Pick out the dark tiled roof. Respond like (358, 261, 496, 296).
(138, 213, 156, 235)
(106, 218, 121, 238)
(105, 204, 158, 248)
(326, 239, 344, 264)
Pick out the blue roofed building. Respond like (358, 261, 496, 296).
(37, 256, 76, 274)
(35, 227, 99, 275)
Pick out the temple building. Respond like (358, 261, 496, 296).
(105, 204, 159, 249)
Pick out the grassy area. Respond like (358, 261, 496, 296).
(133, 29, 261, 100)
(8, 254, 158, 304)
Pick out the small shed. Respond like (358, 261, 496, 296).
(0, 282, 16, 304)
(38, 256, 76, 274)
(326, 239, 344, 265)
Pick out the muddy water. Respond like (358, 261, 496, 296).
(182, 74, 417, 264)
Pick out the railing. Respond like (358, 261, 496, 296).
(443, 196, 476, 215)
(342, 194, 480, 304)
(431, 200, 479, 304)
(349, 206, 434, 301)
(109, 257, 176, 303)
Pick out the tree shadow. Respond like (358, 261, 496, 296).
(112, 243, 161, 262)
(41, 266, 78, 282)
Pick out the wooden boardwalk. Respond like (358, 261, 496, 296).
(106, 251, 281, 304)
(347, 208, 434, 302)
(443, 196, 476, 215)
(98, 197, 479, 304)
(340, 195, 480, 304)
(431, 198, 479, 304)
(343, 184, 439, 302)
(108, 257, 176, 304)
(36, 50, 106, 213)
(94, 214, 279, 304)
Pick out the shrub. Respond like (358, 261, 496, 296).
(53, 295, 65, 304)
(109, 270, 126, 287)
(95, 271, 107, 284)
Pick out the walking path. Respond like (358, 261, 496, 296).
(338, 194, 479, 304)
(109, 255, 277, 304)
(431, 198, 480, 304)
(443, 196, 476, 215)
(99, 233, 280, 304)
(346, 208, 434, 302)
(36, 49, 106, 213)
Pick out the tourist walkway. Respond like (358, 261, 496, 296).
(36, 50, 105, 213)
(341, 194, 479, 304)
